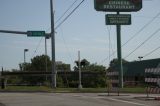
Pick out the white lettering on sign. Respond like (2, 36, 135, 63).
(104, 5, 135, 9)
(108, 1, 130, 5)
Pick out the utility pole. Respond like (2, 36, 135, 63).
(78, 51, 82, 89)
(50, 0, 56, 88)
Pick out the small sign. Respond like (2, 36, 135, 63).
(27, 31, 45, 37)
(94, 0, 142, 12)
(106, 14, 131, 25)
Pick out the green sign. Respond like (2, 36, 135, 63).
(106, 14, 131, 25)
(27, 31, 45, 37)
(94, 0, 142, 12)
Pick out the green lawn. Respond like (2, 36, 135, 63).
(0, 86, 52, 92)
(0, 86, 146, 93)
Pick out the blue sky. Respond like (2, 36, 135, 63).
(0, 0, 160, 70)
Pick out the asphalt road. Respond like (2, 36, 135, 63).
(0, 93, 159, 106)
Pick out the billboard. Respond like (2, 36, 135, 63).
(94, 0, 142, 12)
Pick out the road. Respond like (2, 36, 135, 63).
(0, 93, 159, 106)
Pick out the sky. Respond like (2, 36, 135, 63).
(0, 0, 160, 70)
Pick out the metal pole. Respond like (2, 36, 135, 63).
(1, 67, 5, 89)
(24, 50, 26, 63)
(116, 12, 123, 88)
(50, 0, 56, 88)
(0, 30, 50, 37)
(78, 51, 82, 89)
(45, 37, 48, 81)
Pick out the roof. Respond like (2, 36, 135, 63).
(123, 58, 160, 76)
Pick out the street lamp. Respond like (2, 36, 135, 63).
(78, 51, 82, 89)
(24, 49, 29, 63)
(138, 56, 143, 61)
(45, 36, 50, 81)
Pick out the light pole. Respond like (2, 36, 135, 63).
(78, 51, 82, 89)
(24, 49, 29, 63)
(45, 36, 49, 81)
(24, 49, 29, 71)
(138, 56, 143, 61)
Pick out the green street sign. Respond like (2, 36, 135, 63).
(106, 14, 131, 25)
(27, 31, 45, 37)
(94, 0, 142, 12)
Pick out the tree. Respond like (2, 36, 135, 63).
(107, 58, 128, 71)
(19, 63, 31, 71)
(75, 59, 90, 67)
(30, 55, 51, 71)
(74, 59, 105, 72)
(18, 55, 70, 86)
(87, 63, 106, 72)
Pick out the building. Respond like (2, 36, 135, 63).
(107, 58, 160, 87)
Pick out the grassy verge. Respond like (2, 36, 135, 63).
(0, 86, 146, 93)
(120, 87, 145, 93)
(0, 86, 53, 92)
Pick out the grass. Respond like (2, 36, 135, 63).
(0, 86, 53, 92)
(120, 87, 145, 93)
(0, 86, 146, 93)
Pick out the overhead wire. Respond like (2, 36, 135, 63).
(122, 11, 160, 47)
(31, 37, 43, 57)
(45, 0, 79, 32)
(60, 27, 74, 64)
(99, 11, 160, 64)
(55, 0, 79, 24)
(142, 34, 160, 58)
(124, 28, 160, 59)
(55, 0, 85, 30)
(143, 46, 160, 58)
(54, 0, 85, 64)
(32, 0, 84, 58)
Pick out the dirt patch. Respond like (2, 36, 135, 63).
(0, 103, 5, 106)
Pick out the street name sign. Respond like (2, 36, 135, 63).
(27, 31, 45, 37)
(94, 0, 142, 12)
(106, 14, 131, 25)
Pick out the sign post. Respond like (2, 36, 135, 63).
(116, 11, 123, 88)
(94, 0, 142, 88)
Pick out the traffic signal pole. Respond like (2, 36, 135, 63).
(0, 30, 50, 37)
(0, 1, 56, 88)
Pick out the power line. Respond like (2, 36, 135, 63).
(31, 37, 43, 57)
(45, 0, 79, 32)
(122, 11, 160, 47)
(124, 28, 160, 59)
(41, 0, 84, 61)
(99, 11, 160, 64)
(55, 0, 85, 30)
(60, 27, 74, 64)
(143, 46, 160, 58)
(55, 0, 79, 24)
(55, 0, 84, 64)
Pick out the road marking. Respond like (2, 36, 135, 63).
(71, 94, 149, 106)
(108, 98, 148, 106)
